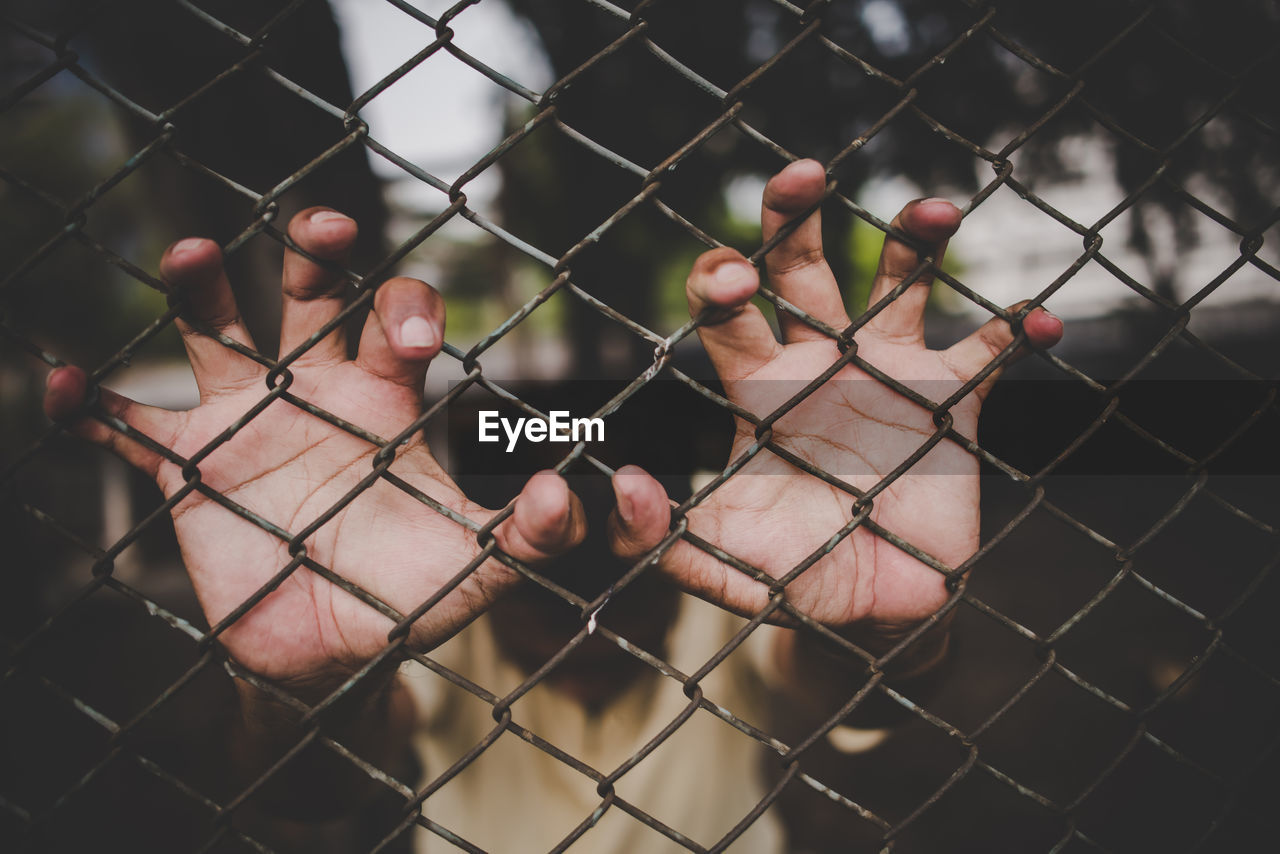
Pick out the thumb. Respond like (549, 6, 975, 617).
(494, 470, 587, 564)
(607, 465, 673, 560)
(44, 365, 174, 479)
(945, 302, 1063, 399)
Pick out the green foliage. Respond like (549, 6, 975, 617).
(1, 93, 180, 367)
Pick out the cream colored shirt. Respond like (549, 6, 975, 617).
(402, 595, 785, 853)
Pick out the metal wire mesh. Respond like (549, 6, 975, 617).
(2, 0, 1279, 851)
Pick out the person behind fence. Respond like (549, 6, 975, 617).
(43, 160, 1061, 851)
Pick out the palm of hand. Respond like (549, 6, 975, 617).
(692, 337, 979, 631)
(46, 208, 582, 689)
(154, 364, 490, 681)
(633, 160, 1060, 642)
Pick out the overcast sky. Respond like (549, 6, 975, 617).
(331, 0, 551, 213)
(326, 0, 1274, 324)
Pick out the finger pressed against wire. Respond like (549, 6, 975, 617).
(355, 276, 446, 392)
(280, 207, 359, 363)
(760, 159, 852, 343)
(160, 238, 260, 400)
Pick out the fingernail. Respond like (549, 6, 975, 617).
(614, 481, 635, 525)
(171, 238, 206, 256)
(715, 261, 757, 287)
(399, 316, 436, 349)
(920, 197, 955, 209)
(310, 210, 353, 224)
(1036, 307, 1063, 328)
(788, 158, 824, 173)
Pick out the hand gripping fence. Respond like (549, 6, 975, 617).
(2, 1, 1279, 852)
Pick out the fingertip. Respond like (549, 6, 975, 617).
(704, 260, 759, 309)
(291, 207, 359, 259)
(395, 315, 440, 356)
(525, 468, 568, 504)
(612, 464, 660, 517)
(613, 462, 660, 487)
(515, 470, 583, 553)
(43, 365, 90, 421)
(373, 277, 445, 360)
(688, 248, 758, 311)
(610, 465, 671, 554)
(1024, 307, 1064, 350)
(160, 237, 223, 286)
(904, 198, 962, 242)
(763, 158, 827, 214)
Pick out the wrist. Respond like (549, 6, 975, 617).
(228, 653, 404, 742)
(815, 610, 953, 680)
(222, 660, 414, 819)
(781, 616, 952, 727)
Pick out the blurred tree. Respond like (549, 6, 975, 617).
(502, 0, 1279, 374)
(1, 0, 389, 358)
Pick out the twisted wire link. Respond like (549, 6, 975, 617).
(1, 0, 1277, 851)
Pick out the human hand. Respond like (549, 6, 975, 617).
(608, 160, 1061, 662)
(44, 209, 585, 693)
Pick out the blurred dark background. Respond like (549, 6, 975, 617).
(2, 0, 1278, 851)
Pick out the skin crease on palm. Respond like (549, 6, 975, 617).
(44, 159, 1061, 697)
(609, 159, 1062, 659)
(44, 207, 589, 690)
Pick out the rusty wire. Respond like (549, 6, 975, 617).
(1, 0, 1279, 852)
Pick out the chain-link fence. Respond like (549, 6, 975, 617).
(3, 0, 1279, 852)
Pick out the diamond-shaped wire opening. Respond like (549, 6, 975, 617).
(968, 663, 1137, 806)
(1072, 731, 1231, 852)
(1052, 570, 1216, 710)
(3, 0, 1279, 851)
